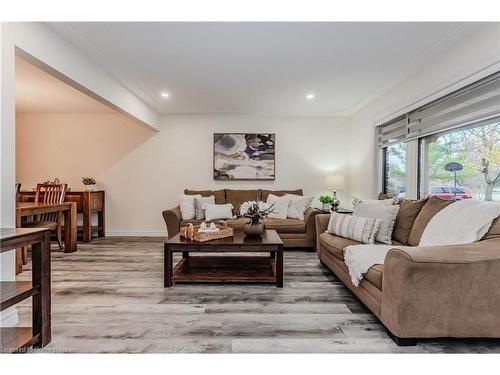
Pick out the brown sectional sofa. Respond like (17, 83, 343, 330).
(162, 189, 319, 248)
(316, 196, 500, 345)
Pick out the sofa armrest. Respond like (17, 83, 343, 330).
(162, 206, 182, 239)
(315, 214, 330, 252)
(303, 208, 321, 247)
(381, 239, 500, 338)
(388, 239, 500, 264)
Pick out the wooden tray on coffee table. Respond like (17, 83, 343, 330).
(179, 222, 234, 242)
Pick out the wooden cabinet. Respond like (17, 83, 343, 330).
(19, 190, 105, 242)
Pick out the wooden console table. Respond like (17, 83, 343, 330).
(19, 190, 105, 242)
(0, 228, 51, 353)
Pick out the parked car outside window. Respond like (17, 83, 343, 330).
(428, 186, 472, 200)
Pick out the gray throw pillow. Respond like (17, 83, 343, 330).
(194, 195, 215, 220)
(354, 202, 400, 244)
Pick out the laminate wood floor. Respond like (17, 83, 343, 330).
(14, 237, 500, 353)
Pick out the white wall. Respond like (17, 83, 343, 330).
(16, 113, 349, 235)
(347, 23, 500, 200)
(0, 21, 18, 326)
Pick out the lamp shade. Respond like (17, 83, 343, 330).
(326, 174, 345, 189)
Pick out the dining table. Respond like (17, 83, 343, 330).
(15, 202, 77, 274)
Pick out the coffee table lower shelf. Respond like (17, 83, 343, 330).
(171, 256, 277, 284)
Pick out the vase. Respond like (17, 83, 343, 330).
(321, 203, 331, 211)
(244, 221, 264, 237)
(85, 184, 96, 192)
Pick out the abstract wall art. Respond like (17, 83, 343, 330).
(213, 133, 275, 180)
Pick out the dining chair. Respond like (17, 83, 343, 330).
(15, 183, 21, 203)
(23, 183, 68, 250)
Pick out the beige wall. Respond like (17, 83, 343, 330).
(16, 113, 349, 235)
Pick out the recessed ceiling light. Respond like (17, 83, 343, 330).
(161, 92, 170, 98)
(306, 93, 315, 100)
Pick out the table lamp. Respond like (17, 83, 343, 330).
(326, 175, 345, 212)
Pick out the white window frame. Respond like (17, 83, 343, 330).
(379, 139, 419, 200)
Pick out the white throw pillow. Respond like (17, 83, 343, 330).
(419, 199, 500, 246)
(194, 195, 215, 220)
(266, 194, 292, 219)
(204, 203, 234, 221)
(179, 194, 201, 220)
(327, 212, 381, 244)
(286, 194, 313, 220)
(354, 202, 400, 244)
(352, 197, 398, 211)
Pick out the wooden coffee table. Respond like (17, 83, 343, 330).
(164, 229, 284, 287)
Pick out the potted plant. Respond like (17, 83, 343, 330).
(43, 177, 62, 184)
(319, 194, 333, 211)
(241, 201, 275, 237)
(82, 177, 96, 192)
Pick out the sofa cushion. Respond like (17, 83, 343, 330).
(393, 197, 428, 245)
(261, 189, 303, 201)
(263, 218, 306, 233)
(226, 189, 261, 214)
(184, 189, 225, 204)
(364, 264, 383, 290)
(407, 196, 453, 246)
(391, 239, 405, 247)
(319, 232, 362, 261)
(482, 216, 500, 240)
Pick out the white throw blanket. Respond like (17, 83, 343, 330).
(344, 199, 500, 286)
(419, 199, 500, 245)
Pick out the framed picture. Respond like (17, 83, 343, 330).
(213, 133, 276, 180)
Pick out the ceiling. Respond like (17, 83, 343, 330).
(16, 56, 115, 113)
(46, 22, 482, 116)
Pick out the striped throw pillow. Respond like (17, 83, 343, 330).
(327, 212, 381, 244)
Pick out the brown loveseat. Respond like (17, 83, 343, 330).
(315, 196, 500, 345)
(163, 189, 319, 248)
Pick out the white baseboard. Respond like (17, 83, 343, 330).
(106, 231, 166, 237)
(0, 307, 18, 327)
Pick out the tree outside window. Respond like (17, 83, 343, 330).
(385, 143, 406, 198)
(424, 122, 500, 201)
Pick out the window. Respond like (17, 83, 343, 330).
(384, 143, 407, 198)
(378, 71, 500, 200)
(419, 121, 500, 201)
